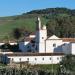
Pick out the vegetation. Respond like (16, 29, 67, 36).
(12, 28, 22, 40)
(0, 43, 21, 52)
(57, 55, 75, 75)
(0, 63, 6, 67)
(0, 67, 54, 75)
(0, 55, 75, 75)
(0, 64, 60, 75)
(46, 15, 75, 37)
(30, 64, 59, 72)
(0, 8, 75, 40)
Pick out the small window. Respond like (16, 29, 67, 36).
(42, 58, 44, 60)
(19, 58, 21, 61)
(35, 58, 37, 60)
(53, 43, 56, 47)
(57, 57, 59, 60)
(50, 57, 51, 60)
(42, 37, 44, 39)
(27, 58, 29, 61)
(60, 57, 62, 60)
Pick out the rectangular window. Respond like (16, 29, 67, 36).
(53, 43, 56, 47)
(27, 58, 29, 61)
(42, 37, 44, 39)
(42, 58, 44, 60)
(19, 58, 21, 61)
(57, 57, 59, 60)
(35, 58, 37, 60)
(50, 57, 51, 60)
(60, 57, 62, 60)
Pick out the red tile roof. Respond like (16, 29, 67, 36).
(24, 37, 34, 41)
(5, 52, 64, 56)
(62, 38, 75, 42)
(30, 32, 36, 35)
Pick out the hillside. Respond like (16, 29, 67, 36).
(0, 7, 75, 40)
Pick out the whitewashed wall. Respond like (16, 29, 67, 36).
(0, 42, 17, 46)
(46, 40, 62, 53)
(36, 29, 47, 53)
(29, 35, 35, 38)
(70, 43, 75, 55)
(9, 43, 17, 45)
(38, 43, 46, 53)
(7, 55, 63, 65)
(0, 43, 5, 46)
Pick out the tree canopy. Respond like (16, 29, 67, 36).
(12, 8, 75, 38)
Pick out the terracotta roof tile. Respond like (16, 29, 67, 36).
(62, 38, 75, 42)
(30, 32, 36, 35)
(5, 52, 64, 56)
(25, 37, 34, 41)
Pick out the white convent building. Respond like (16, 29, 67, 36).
(1, 17, 75, 65)
(19, 17, 75, 55)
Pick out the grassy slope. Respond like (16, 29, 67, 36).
(35, 64, 59, 71)
(0, 17, 35, 39)
(0, 14, 71, 40)
(0, 7, 71, 40)
(0, 16, 47, 40)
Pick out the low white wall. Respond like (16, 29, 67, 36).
(7, 55, 63, 65)
(0, 42, 17, 46)
(0, 52, 13, 54)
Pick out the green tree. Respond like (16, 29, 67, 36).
(12, 28, 22, 41)
(57, 55, 75, 75)
(46, 14, 75, 38)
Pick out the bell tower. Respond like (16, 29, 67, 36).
(35, 17, 47, 53)
(36, 17, 41, 30)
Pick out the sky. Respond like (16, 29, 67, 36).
(0, 0, 75, 17)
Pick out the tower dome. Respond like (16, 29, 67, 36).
(42, 25, 46, 30)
